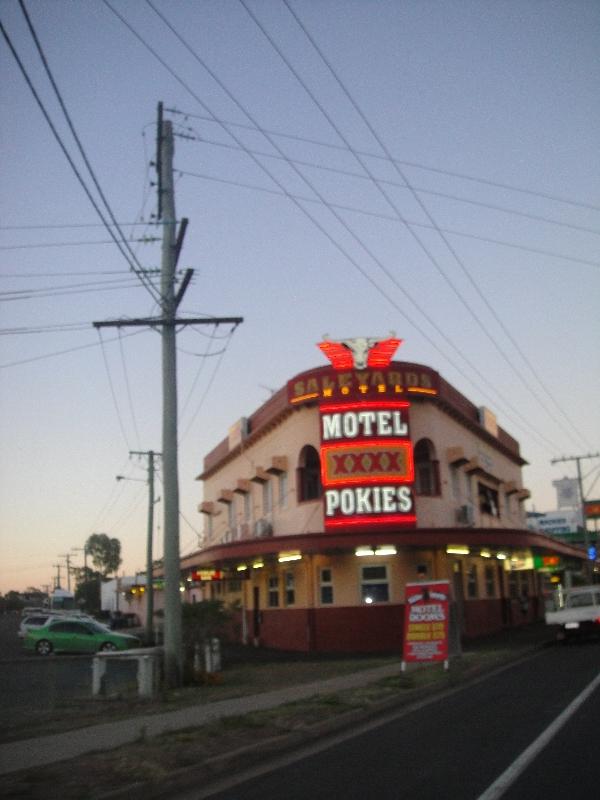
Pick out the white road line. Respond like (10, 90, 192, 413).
(477, 670, 600, 800)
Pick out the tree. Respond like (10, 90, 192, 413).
(74, 566, 102, 613)
(85, 533, 122, 578)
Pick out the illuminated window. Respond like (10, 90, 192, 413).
(414, 439, 440, 496)
(298, 445, 322, 502)
(268, 576, 279, 607)
(319, 567, 334, 605)
(360, 565, 389, 604)
(478, 483, 500, 517)
(285, 572, 295, 606)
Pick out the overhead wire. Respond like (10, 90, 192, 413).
(168, 108, 600, 215)
(0, 327, 149, 369)
(141, 0, 562, 455)
(240, 0, 590, 451)
(174, 129, 600, 239)
(3, 4, 162, 306)
(176, 168, 600, 272)
(0, 237, 160, 250)
(97, 328, 132, 451)
(278, 0, 592, 452)
(118, 329, 142, 450)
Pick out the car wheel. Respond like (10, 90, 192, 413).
(100, 642, 118, 652)
(36, 639, 53, 656)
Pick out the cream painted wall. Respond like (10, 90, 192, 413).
(201, 398, 528, 545)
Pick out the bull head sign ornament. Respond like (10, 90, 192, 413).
(318, 335, 402, 370)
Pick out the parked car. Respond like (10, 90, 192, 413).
(18, 611, 108, 639)
(24, 618, 141, 655)
(18, 613, 53, 639)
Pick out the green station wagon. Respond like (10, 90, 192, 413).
(24, 618, 141, 655)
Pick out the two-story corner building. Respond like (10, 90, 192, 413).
(180, 337, 587, 653)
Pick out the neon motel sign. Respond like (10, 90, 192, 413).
(316, 337, 417, 530)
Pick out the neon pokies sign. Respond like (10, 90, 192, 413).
(316, 336, 416, 530)
(320, 400, 415, 529)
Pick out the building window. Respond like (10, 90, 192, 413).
(227, 497, 236, 531)
(298, 445, 322, 501)
(485, 565, 495, 597)
(508, 570, 519, 599)
(262, 480, 273, 516)
(360, 565, 389, 604)
(467, 564, 478, 598)
(450, 465, 461, 502)
(465, 473, 473, 503)
(414, 439, 440, 496)
(278, 472, 288, 509)
(285, 572, 295, 606)
(243, 491, 251, 522)
(206, 514, 213, 542)
(478, 483, 500, 517)
(319, 568, 334, 605)
(268, 576, 279, 607)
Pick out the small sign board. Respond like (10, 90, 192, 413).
(402, 580, 450, 669)
(585, 500, 600, 519)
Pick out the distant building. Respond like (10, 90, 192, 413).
(154, 338, 589, 652)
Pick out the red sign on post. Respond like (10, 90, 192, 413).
(402, 580, 451, 666)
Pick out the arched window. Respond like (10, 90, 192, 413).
(413, 439, 440, 496)
(297, 445, 322, 502)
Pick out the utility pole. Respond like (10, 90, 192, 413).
(53, 563, 62, 590)
(551, 452, 600, 580)
(94, 103, 243, 686)
(59, 553, 74, 592)
(128, 449, 161, 643)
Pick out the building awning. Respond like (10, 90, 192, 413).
(179, 527, 588, 571)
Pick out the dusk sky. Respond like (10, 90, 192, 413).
(1, 0, 598, 595)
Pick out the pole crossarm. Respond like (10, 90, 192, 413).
(93, 316, 243, 329)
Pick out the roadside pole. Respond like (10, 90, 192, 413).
(94, 103, 243, 687)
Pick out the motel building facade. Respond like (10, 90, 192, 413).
(168, 337, 588, 653)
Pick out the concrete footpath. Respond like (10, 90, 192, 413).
(0, 661, 405, 775)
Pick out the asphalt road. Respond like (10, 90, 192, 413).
(187, 642, 600, 800)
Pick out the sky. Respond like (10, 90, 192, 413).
(1, 0, 599, 596)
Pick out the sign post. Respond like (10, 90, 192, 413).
(402, 580, 451, 671)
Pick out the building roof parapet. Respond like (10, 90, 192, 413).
(198, 361, 526, 480)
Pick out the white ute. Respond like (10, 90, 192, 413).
(545, 585, 600, 641)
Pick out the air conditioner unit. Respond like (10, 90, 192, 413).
(254, 518, 273, 538)
(456, 505, 475, 526)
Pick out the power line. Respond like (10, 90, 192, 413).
(0, 280, 149, 302)
(0, 327, 148, 369)
(175, 130, 600, 239)
(2, 7, 162, 306)
(177, 168, 600, 272)
(275, 0, 589, 449)
(133, 0, 565, 454)
(0, 237, 159, 250)
(167, 108, 600, 215)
